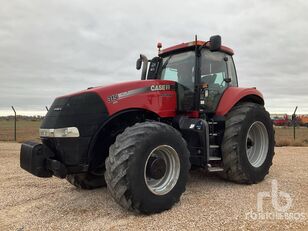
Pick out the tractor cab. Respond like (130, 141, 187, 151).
(137, 36, 238, 115)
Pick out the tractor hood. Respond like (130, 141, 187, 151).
(61, 80, 176, 101)
(87, 79, 177, 117)
(54, 80, 177, 117)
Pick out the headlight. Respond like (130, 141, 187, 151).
(39, 127, 80, 138)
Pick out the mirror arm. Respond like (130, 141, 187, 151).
(224, 56, 231, 84)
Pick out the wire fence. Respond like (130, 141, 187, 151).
(0, 106, 308, 145)
(0, 106, 48, 142)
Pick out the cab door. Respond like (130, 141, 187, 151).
(199, 49, 237, 113)
(160, 51, 196, 112)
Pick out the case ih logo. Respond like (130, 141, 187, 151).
(150, 85, 171, 91)
(107, 85, 174, 103)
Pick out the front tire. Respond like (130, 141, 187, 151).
(105, 122, 190, 214)
(220, 102, 275, 184)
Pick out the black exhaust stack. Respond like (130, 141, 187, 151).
(136, 54, 148, 80)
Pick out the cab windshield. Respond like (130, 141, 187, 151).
(160, 51, 195, 90)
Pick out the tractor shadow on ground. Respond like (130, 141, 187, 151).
(188, 168, 225, 184)
(56, 169, 240, 216)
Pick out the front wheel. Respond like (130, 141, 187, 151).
(105, 122, 190, 214)
(220, 102, 275, 184)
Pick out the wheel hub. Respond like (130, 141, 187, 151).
(144, 145, 180, 195)
(247, 137, 255, 149)
(246, 121, 269, 167)
(146, 157, 167, 180)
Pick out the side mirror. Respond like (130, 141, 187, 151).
(136, 58, 142, 70)
(209, 35, 221, 51)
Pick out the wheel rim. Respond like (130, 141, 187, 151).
(246, 121, 269, 167)
(144, 145, 180, 195)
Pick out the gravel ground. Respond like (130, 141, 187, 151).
(0, 142, 307, 231)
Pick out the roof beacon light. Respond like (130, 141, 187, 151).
(157, 42, 162, 53)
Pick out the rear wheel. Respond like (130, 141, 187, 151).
(220, 102, 275, 184)
(105, 122, 190, 214)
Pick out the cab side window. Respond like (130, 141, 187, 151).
(226, 55, 238, 86)
(162, 68, 178, 82)
(200, 50, 229, 112)
(200, 50, 227, 86)
(160, 51, 195, 90)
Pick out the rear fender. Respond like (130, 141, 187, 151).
(215, 87, 264, 116)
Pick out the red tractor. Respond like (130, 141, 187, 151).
(20, 35, 275, 214)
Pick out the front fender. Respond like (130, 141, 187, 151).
(215, 87, 264, 116)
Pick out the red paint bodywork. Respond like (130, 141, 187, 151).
(62, 80, 177, 118)
(215, 87, 264, 116)
(61, 81, 263, 118)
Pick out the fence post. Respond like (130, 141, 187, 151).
(292, 106, 298, 140)
(11, 106, 16, 141)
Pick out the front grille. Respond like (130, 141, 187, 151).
(41, 92, 109, 137)
(40, 92, 109, 166)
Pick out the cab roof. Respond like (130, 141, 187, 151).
(159, 40, 234, 56)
